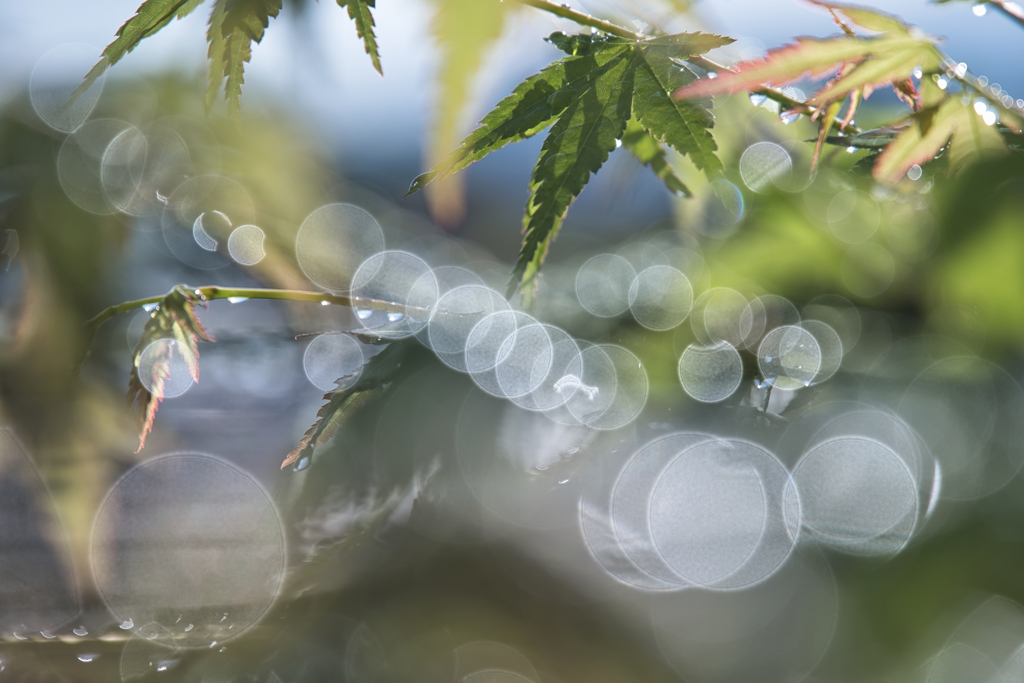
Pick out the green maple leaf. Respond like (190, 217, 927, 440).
(337, 0, 382, 76)
(632, 34, 731, 176)
(406, 36, 633, 196)
(126, 285, 214, 452)
(207, 0, 283, 118)
(514, 48, 636, 301)
(621, 117, 691, 197)
(71, 0, 206, 104)
(409, 30, 729, 300)
(282, 339, 428, 469)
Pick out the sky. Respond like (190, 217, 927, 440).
(2, 0, 1022, 163)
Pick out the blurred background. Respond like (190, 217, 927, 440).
(2, 0, 1024, 681)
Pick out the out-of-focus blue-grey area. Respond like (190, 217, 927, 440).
(4, 1, 1024, 682)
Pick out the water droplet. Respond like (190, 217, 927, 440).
(156, 659, 179, 672)
(218, 647, 226, 653)
(707, 71, 718, 79)
(12, 632, 27, 641)
(77, 654, 99, 663)
(978, 75, 989, 87)
(227, 296, 248, 304)
(73, 626, 88, 637)
(293, 455, 311, 472)
(615, 138, 623, 148)
(973, 4, 987, 15)
(956, 62, 968, 78)
(209, 641, 218, 649)
(765, 355, 773, 362)
(779, 110, 800, 124)
(142, 303, 159, 313)
(937, 77, 948, 89)
(320, 300, 331, 306)
(907, 164, 923, 181)
(749, 93, 767, 106)
(356, 308, 373, 320)
(913, 67, 923, 79)
(120, 619, 134, 630)
(846, 146, 858, 153)
(386, 312, 404, 323)
(983, 110, 997, 125)
(220, 614, 228, 622)
(558, 479, 570, 484)
(40, 630, 55, 639)
(183, 623, 193, 632)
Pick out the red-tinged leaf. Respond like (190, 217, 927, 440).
(807, 43, 938, 106)
(807, 0, 911, 33)
(127, 285, 214, 452)
(674, 35, 924, 101)
(872, 97, 1007, 183)
(842, 87, 862, 129)
(893, 76, 919, 110)
(812, 100, 843, 174)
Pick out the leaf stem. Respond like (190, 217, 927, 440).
(84, 286, 421, 339)
(510, 0, 862, 134)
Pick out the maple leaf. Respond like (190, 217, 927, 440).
(873, 95, 1008, 183)
(207, 0, 283, 117)
(674, 33, 937, 108)
(409, 31, 729, 301)
(337, 0, 382, 76)
(71, 0, 206, 105)
(127, 285, 214, 452)
(282, 339, 429, 470)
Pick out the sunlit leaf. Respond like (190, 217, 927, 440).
(632, 33, 733, 175)
(872, 96, 1007, 182)
(808, 0, 911, 33)
(674, 34, 933, 107)
(337, 0, 382, 76)
(620, 117, 691, 196)
(127, 285, 214, 452)
(72, 0, 207, 104)
(406, 37, 632, 196)
(513, 49, 636, 301)
(209, 0, 283, 118)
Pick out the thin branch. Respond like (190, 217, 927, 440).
(83, 285, 424, 347)
(941, 56, 1024, 129)
(511, 0, 863, 134)
(991, 0, 1024, 31)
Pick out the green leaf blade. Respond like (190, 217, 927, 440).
(512, 51, 636, 299)
(633, 42, 724, 177)
(407, 44, 631, 196)
(215, 0, 283, 117)
(71, 0, 204, 104)
(337, 0, 382, 76)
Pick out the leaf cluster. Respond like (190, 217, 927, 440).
(77, 0, 382, 117)
(408, 29, 733, 301)
(126, 285, 213, 452)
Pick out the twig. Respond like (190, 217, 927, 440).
(991, 0, 1024, 31)
(84, 286, 425, 342)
